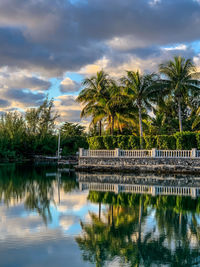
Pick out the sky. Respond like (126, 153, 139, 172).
(1, 0, 200, 126)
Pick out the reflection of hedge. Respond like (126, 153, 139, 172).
(88, 132, 200, 150)
(88, 191, 200, 213)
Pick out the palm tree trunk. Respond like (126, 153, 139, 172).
(138, 105, 143, 148)
(111, 115, 114, 135)
(108, 115, 111, 135)
(99, 120, 102, 136)
(98, 202, 101, 220)
(178, 98, 183, 132)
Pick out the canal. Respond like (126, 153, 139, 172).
(0, 163, 200, 266)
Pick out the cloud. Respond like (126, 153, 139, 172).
(54, 95, 89, 127)
(60, 78, 80, 93)
(0, 99, 10, 107)
(4, 89, 45, 107)
(0, 0, 199, 76)
(0, 69, 51, 91)
(0, 0, 200, 124)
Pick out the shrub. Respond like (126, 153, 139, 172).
(174, 131, 197, 150)
(196, 133, 200, 149)
(87, 136, 105, 149)
(144, 135, 156, 149)
(117, 135, 130, 149)
(103, 135, 115, 149)
(156, 135, 176, 150)
(128, 136, 140, 149)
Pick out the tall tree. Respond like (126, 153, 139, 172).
(159, 56, 200, 132)
(76, 70, 109, 136)
(121, 71, 158, 146)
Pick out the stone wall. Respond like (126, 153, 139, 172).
(76, 157, 200, 174)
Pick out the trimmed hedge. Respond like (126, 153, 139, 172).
(174, 132, 197, 150)
(88, 136, 105, 150)
(88, 132, 200, 150)
(156, 135, 176, 150)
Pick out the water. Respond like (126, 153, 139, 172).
(0, 164, 200, 266)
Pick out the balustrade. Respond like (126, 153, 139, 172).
(79, 148, 200, 159)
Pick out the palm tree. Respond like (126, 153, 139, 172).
(159, 56, 200, 132)
(121, 71, 158, 147)
(76, 70, 109, 136)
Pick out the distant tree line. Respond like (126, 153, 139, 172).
(0, 98, 88, 161)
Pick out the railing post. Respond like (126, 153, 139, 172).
(191, 148, 197, 158)
(115, 148, 120, 157)
(151, 148, 157, 158)
(79, 148, 84, 157)
(114, 184, 119, 194)
(151, 186, 156, 196)
(191, 188, 197, 198)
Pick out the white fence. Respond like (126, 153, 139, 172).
(79, 182, 200, 198)
(79, 148, 199, 159)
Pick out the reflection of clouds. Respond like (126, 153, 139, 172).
(56, 190, 88, 212)
(0, 188, 90, 242)
(59, 215, 79, 232)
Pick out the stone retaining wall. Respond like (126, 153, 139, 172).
(76, 157, 200, 174)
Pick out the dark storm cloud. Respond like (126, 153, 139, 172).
(4, 89, 45, 107)
(0, 0, 199, 74)
(60, 109, 81, 122)
(0, 99, 10, 107)
(0, 71, 51, 91)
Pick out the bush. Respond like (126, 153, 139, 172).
(117, 135, 129, 149)
(87, 136, 105, 150)
(174, 131, 197, 150)
(156, 135, 176, 150)
(144, 135, 156, 149)
(103, 135, 115, 149)
(196, 133, 200, 149)
(62, 136, 88, 156)
(128, 136, 140, 149)
(87, 132, 200, 151)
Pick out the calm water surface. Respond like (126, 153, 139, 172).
(0, 164, 200, 267)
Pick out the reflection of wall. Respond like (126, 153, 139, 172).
(79, 182, 200, 198)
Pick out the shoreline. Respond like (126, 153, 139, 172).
(75, 164, 200, 175)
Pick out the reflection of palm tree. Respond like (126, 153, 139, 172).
(77, 191, 200, 266)
(76, 195, 171, 266)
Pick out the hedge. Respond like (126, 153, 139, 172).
(174, 132, 197, 150)
(156, 135, 176, 150)
(87, 132, 200, 150)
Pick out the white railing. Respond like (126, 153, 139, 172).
(120, 150, 152, 158)
(79, 182, 200, 198)
(79, 148, 200, 159)
(82, 149, 116, 157)
(156, 150, 192, 158)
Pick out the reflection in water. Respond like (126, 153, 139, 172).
(0, 164, 79, 224)
(77, 173, 200, 266)
(0, 166, 200, 266)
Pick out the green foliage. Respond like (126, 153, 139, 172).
(196, 133, 200, 149)
(61, 122, 86, 136)
(144, 135, 156, 149)
(88, 136, 105, 150)
(128, 136, 140, 149)
(174, 131, 197, 150)
(61, 136, 88, 156)
(103, 135, 115, 149)
(88, 132, 200, 150)
(0, 99, 88, 161)
(117, 135, 129, 149)
(156, 135, 176, 150)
